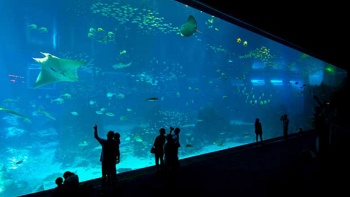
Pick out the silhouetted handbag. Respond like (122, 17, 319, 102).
(150, 146, 156, 154)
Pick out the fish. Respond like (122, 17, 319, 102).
(51, 97, 64, 104)
(2, 98, 19, 104)
(105, 112, 115, 117)
(112, 61, 132, 69)
(37, 108, 56, 120)
(97, 35, 112, 43)
(214, 142, 223, 146)
(32, 52, 86, 88)
(242, 133, 251, 137)
(39, 27, 48, 33)
(16, 160, 24, 165)
(60, 93, 72, 99)
(71, 112, 79, 116)
(95, 110, 104, 115)
(78, 141, 88, 146)
(89, 28, 96, 33)
(146, 97, 158, 101)
(28, 24, 37, 30)
(185, 144, 193, 148)
(106, 92, 115, 98)
(180, 15, 198, 37)
(0, 106, 32, 123)
(119, 115, 127, 121)
(89, 100, 97, 106)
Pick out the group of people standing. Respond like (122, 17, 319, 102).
(92, 124, 181, 190)
(152, 126, 181, 172)
(92, 115, 291, 190)
(255, 114, 290, 144)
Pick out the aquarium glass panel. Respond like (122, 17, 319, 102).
(0, 0, 347, 196)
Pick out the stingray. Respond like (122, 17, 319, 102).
(32, 52, 86, 88)
(180, 15, 198, 37)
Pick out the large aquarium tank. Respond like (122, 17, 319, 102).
(0, 0, 347, 196)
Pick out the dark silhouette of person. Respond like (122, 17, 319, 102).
(169, 126, 175, 134)
(164, 133, 179, 171)
(55, 177, 63, 187)
(313, 95, 331, 157)
(114, 132, 121, 181)
(114, 132, 121, 165)
(51, 177, 64, 196)
(280, 114, 289, 141)
(173, 127, 181, 168)
(62, 171, 79, 195)
(298, 128, 303, 136)
(94, 124, 119, 188)
(153, 128, 166, 171)
(254, 118, 263, 143)
(173, 127, 181, 149)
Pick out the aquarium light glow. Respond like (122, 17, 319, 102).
(251, 79, 265, 86)
(270, 79, 283, 86)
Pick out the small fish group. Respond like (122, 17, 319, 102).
(28, 24, 48, 33)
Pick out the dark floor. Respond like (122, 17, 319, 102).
(20, 130, 349, 197)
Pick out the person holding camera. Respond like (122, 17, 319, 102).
(93, 124, 119, 188)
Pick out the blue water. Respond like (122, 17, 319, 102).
(0, 0, 347, 196)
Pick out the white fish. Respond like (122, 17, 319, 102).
(95, 111, 103, 115)
(112, 61, 132, 69)
(105, 112, 115, 117)
(61, 93, 72, 99)
(71, 112, 79, 116)
(51, 97, 64, 104)
(106, 92, 115, 98)
(78, 141, 88, 146)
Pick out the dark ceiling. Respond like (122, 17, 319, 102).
(177, 0, 349, 72)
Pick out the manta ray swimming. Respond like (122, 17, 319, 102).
(180, 15, 199, 37)
(32, 52, 86, 88)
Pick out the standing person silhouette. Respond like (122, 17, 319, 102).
(173, 127, 181, 168)
(254, 118, 263, 144)
(152, 128, 166, 171)
(280, 114, 289, 141)
(62, 171, 79, 194)
(164, 133, 179, 172)
(94, 124, 118, 189)
(114, 132, 121, 180)
(51, 177, 65, 196)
